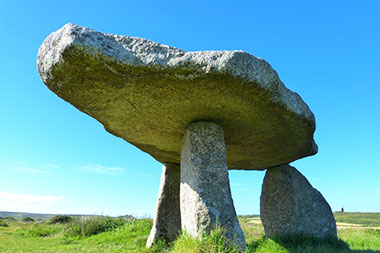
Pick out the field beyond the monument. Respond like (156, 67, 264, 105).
(0, 212, 379, 252)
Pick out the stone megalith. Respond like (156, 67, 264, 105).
(260, 164, 337, 239)
(37, 23, 318, 247)
(181, 121, 245, 248)
(147, 163, 181, 247)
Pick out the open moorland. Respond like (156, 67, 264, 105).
(0, 212, 379, 252)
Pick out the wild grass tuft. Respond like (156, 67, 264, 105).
(64, 216, 127, 238)
(170, 227, 243, 253)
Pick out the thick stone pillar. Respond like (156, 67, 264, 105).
(146, 163, 181, 248)
(260, 164, 337, 239)
(180, 121, 246, 249)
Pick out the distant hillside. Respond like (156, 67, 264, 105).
(0, 211, 133, 220)
(334, 212, 380, 227)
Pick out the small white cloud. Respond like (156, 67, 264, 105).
(84, 164, 125, 175)
(0, 192, 65, 203)
(0, 192, 66, 213)
(48, 163, 60, 169)
(15, 166, 49, 174)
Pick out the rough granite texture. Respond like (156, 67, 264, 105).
(37, 23, 317, 170)
(260, 164, 337, 239)
(180, 121, 245, 249)
(147, 163, 181, 248)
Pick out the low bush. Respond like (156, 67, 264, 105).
(64, 216, 127, 238)
(49, 215, 72, 224)
(4, 217, 16, 222)
(22, 217, 34, 222)
(0, 220, 8, 227)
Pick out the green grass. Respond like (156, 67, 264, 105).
(334, 212, 380, 227)
(0, 213, 379, 252)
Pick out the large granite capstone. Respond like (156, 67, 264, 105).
(37, 23, 317, 170)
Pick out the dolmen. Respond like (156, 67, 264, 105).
(37, 24, 337, 249)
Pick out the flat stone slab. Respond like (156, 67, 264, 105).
(260, 164, 337, 239)
(37, 23, 317, 170)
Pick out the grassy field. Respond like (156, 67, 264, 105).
(0, 213, 379, 252)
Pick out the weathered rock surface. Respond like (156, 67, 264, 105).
(147, 163, 181, 247)
(260, 164, 337, 239)
(37, 23, 317, 170)
(180, 121, 246, 249)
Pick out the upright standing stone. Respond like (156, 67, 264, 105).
(147, 163, 181, 247)
(260, 164, 337, 239)
(180, 121, 246, 249)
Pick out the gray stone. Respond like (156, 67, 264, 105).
(180, 121, 246, 249)
(147, 163, 181, 247)
(260, 164, 337, 239)
(37, 23, 317, 170)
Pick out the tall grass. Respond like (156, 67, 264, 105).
(164, 227, 244, 253)
(64, 216, 128, 238)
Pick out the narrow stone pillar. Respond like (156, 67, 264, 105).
(146, 163, 181, 248)
(260, 164, 337, 239)
(180, 121, 246, 249)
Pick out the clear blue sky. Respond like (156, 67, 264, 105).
(0, 0, 379, 216)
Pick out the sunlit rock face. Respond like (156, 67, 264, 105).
(180, 121, 245, 249)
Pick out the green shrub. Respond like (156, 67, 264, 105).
(49, 215, 72, 224)
(22, 217, 34, 223)
(64, 216, 127, 238)
(0, 220, 8, 227)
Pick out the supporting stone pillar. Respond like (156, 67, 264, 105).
(180, 121, 246, 249)
(260, 164, 337, 239)
(146, 163, 181, 248)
